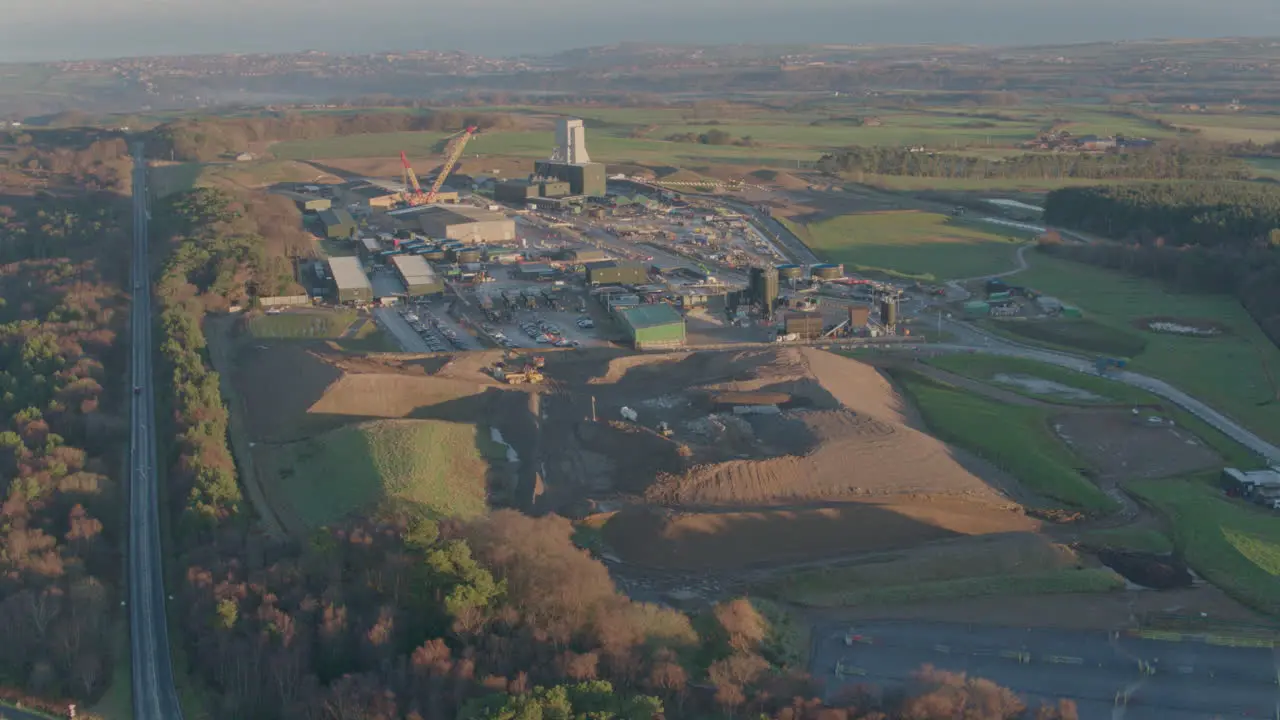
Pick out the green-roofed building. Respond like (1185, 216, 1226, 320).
(319, 208, 357, 239)
(615, 303, 686, 350)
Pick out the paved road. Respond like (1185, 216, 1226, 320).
(129, 144, 185, 720)
(817, 621, 1280, 720)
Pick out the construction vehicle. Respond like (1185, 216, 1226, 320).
(657, 421, 673, 438)
(492, 363, 544, 385)
(398, 125, 478, 207)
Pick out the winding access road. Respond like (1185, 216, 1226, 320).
(128, 144, 185, 720)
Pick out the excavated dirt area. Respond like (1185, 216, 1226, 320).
(1051, 411, 1221, 481)
(233, 342, 1033, 566)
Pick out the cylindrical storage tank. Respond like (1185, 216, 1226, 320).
(456, 249, 482, 264)
(422, 249, 447, 262)
(811, 263, 843, 280)
(880, 300, 898, 327)
(776, 264, 804, 280)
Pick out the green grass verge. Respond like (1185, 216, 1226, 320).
(1009, 253, 1280, 446)
(978, 318, 1148, 358)
(782, 568, 1123, 608)
(270, 419, 499, 528)
(1130, 474, 1280, 616)
(1081, 527, 1174, 553)
(782, 211, 1028, 281)
(893, 369, 1118, 512)
(246, 310, 358, 339)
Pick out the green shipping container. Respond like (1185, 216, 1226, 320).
(988, 291, 1013, 302)
(964, 301, 990, 316)
(1061, 306, 1083, 318)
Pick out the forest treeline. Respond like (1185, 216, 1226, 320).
(816, 145, 1253, 181)
(0, 191, 131, 716)
(145, 110, 519, 162)
(1041, 182, 1280, 344)
(0, 131, 131, 192)
(149, 194, 1081, 720)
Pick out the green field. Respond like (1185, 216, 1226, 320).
(1154, 113, 1280, 143)
(269, 128, 824, 168)
(1247, 157, 1280, 181)
(1081, 526, 1174, 554)
(782, 210, 1029, 280)
(893, 370, 1118, 512)
(1006, 253, 1280, 445)
(247, 309, 358, 338)
(1130, 475, 1280, 615)
(269, 419, 499, 529)
(927, 353, 1263, 468)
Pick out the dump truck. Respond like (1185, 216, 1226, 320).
(493, 364, 544, 385)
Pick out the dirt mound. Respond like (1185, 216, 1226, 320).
(799, 347, 911, 424)
(604, 500, 1038, 570)
(749, 169, 810, 190)
(309, 374, 485, 422)
(711, 391, 793, 406)
(640, 351, 1009, 507)
(234, 343, 488, 443)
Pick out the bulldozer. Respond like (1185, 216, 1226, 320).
(493, 363, 544, 385)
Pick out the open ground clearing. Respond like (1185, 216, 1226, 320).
(762, 533, 1121, 608)
(924, 352, 1262, 469)
(991, 253, 1280, 445)
(780, 210, 1029, 280)
(892, 369, 1117, 512)
(1052, 411, 1221, 482)
(1130, 474, 1280, 616)
(231, 341, 1044, 570)
(147, 159, 343, 195)
(1080, 526, 1174, 554)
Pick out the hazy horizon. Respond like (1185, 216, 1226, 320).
(5, 0, 1279, 63)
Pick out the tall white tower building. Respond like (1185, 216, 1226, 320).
(550, 118, 591, 165)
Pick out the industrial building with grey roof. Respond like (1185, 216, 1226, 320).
(390, 254, 444, 296)
(327, 256, 373, 304)
(415, 205, 515, 245)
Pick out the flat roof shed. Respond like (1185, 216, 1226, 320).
(328, 256, 373, 304)
(390, 254, 444, 296)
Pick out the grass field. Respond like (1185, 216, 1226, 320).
(247, 309, 359, 338)
(1130, 474, 1280, 616)
(926, 353, 1263, 468)
(925, 354, 1153, 404)
(979, 318, 1149, 358)
(893, 370, 1118, 512)
(1155, 113, 1280, 144)
(268, 419, 499, 529)
(1081, 526, 1174, 554)
(1008, 253, 1280, 445)
(781, 210, 1029, 280)
(1247, 157, 1280, 181)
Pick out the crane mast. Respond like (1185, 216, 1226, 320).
(400, 151, 425, 204)
(425, 125, 478, 203)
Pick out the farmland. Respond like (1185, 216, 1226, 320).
(781, 210, 1029, 280)
(1130, 475, 1280, 616)
(1001, 253, 1280, 445)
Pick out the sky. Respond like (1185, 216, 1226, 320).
(3, 0, 1279, 62)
